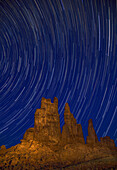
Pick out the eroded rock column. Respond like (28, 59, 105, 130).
(86, 119, 98, 144)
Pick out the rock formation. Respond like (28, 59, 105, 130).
(86, 119, 98, 144)
(100, 136, 115, 148)
(62, 103, 85, 144)
(0, 145, 6, 150)
(22, 97, 61, 146)
(0, 97, 117, 170)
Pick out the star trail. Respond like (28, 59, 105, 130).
(0, 0, 117, 148)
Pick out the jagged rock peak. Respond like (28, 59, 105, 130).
(64, 103, 70, 113)
(100, 136, 115, 147)
(0, 145, 6, 150)
(54, 97, 58, 104)
(62, 102, 85, 144)
(88, 119, 93, 126)
(40, 97, 58, 110)
(29, 97, 61, 144)
(41, 97, 51, 108)
(86, 119, 98, 144)
(64, 103, 76, 124)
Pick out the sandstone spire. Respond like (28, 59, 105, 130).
(62, 103, 85, 144)
(54, 97, 58, 112)
(23, 97, 61, 145)
(35, 97, 61, 144)
(64, 103, 77, 124)
(86, 119, 98, 144)
(76, 124, 85, 144)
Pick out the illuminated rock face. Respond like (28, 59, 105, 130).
(76, 124, 85, 143)
(23, 97, 61, 144)
(86, 119, 98, 144)
(100, 136, 115, 147)
(23, 99, 85, 145)
(0, 145, 6, 150)
(62, 103, 85, 144)
(23, 128, 34, 141)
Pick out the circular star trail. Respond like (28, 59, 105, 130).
(0, 0, 117, 148)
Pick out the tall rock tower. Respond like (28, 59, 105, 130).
(34, 97, 61, 144)
(62, 103, 85, 144)
(86, 119, 98, 144)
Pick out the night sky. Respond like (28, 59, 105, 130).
(0, 0, 117, 149)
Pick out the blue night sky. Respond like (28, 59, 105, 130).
(0, 0, 117, 148)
